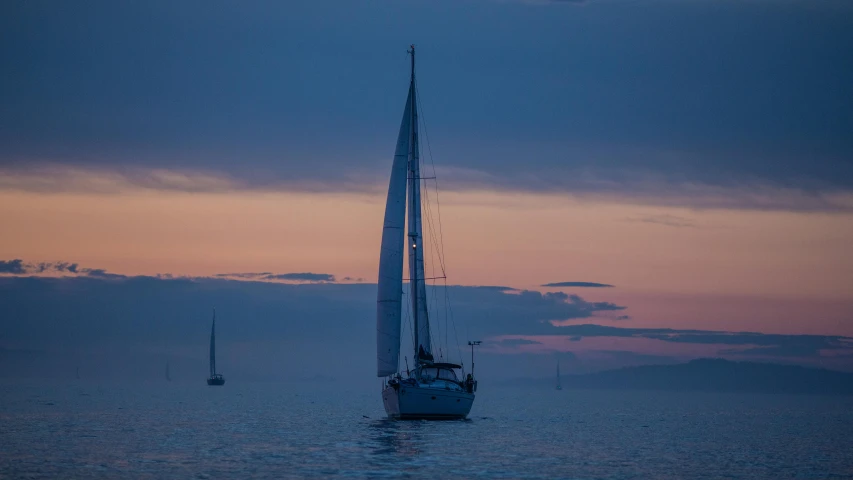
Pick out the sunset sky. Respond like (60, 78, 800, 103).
(1, 0, 852, 378)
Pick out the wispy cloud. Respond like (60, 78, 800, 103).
(35, 262, 79, 273)
(553, 324, 852, 359)
(264, 273, 335, 283)
(81, 268, 127, 280)
(0, 259, 81, 275)
(0, 165, 380, 197)
(626, 214, 696, 228)
(0, 165, 258, 195)
(3, 164, 853, 213)
(490, 338, 544, 347)
(216, 271, 336, 283)
(542, 281, 613, 288)
(3, 259, 339, 284)
(214, 272, 272, 280)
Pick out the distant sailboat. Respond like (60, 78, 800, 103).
(206, 309, 225, 386)
(556, 360, 563, 390)
(165, 360, 172, 382)
(378, 45, 478, 420)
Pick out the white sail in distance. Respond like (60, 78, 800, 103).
(209, 309, 216, 377)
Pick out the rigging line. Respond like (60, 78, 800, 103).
(402, 287, 415, 360)
(421, 178, 445, 277)
(424, 223, 447, 355)
(420, 155, 444, 354)
(421, 186, 442, 308)
(414, 79, 458, 366)
(414, 77, 449, 276)
(430, 261, 443, 356)
(415, 75, 459, 361)
(421, 188, 447, 354)
(419, 168, 444, 272)
(442, 284, 447, 360)
(417, 154, 441, 263)
(420, 184, 450, 356)
(430, 286, 441, 357)
(416, 190, 438, 353)
(420, 97, 462, 360)
(426, 251, 440, 354)
(446, 278, 464, 366)
(417, 120, 447, 279)
(414, 86, 441, 355)
(421, 201, 438, 353)
(421, 190, 447, 355)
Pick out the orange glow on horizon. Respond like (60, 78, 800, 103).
(2, 184, 852, 335)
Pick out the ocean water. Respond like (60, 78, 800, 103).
(1, 382, 852, 479)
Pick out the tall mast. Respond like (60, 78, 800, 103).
(210, 308, 216, 376)
(408, 44, 420, 365)
(406, 44, 433, 367)
(557, 359, 561, 388)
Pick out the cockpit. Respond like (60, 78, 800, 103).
(417, 367, 459, 382)
(406, 363, 467, 391)
(386, 362, 476, 394)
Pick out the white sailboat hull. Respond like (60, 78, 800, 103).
(382, 384, 475, 420)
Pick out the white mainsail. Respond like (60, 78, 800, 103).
(376, 85, 413, 377)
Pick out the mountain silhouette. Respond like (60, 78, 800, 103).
(503, 358, 853, 395)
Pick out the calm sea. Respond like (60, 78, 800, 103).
(1, 381, 851, 479)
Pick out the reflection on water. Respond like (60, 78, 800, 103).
(368, 418, 421, 457)
(1, 382, 852, 479)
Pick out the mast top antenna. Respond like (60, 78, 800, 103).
(409, 45, 415, 79)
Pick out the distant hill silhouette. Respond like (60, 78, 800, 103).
(502, 358, 853, 395)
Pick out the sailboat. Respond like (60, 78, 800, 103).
(377, 45, 478, 420)
(165, 360, 172, 382)
(206, 309, 225, 386)
(556, 360, 563, 390)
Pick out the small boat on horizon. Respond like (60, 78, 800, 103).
(556, 359, 563, 391)
(206, 309, 225, 386)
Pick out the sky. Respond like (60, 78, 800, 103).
(1, 0, 852, 379)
